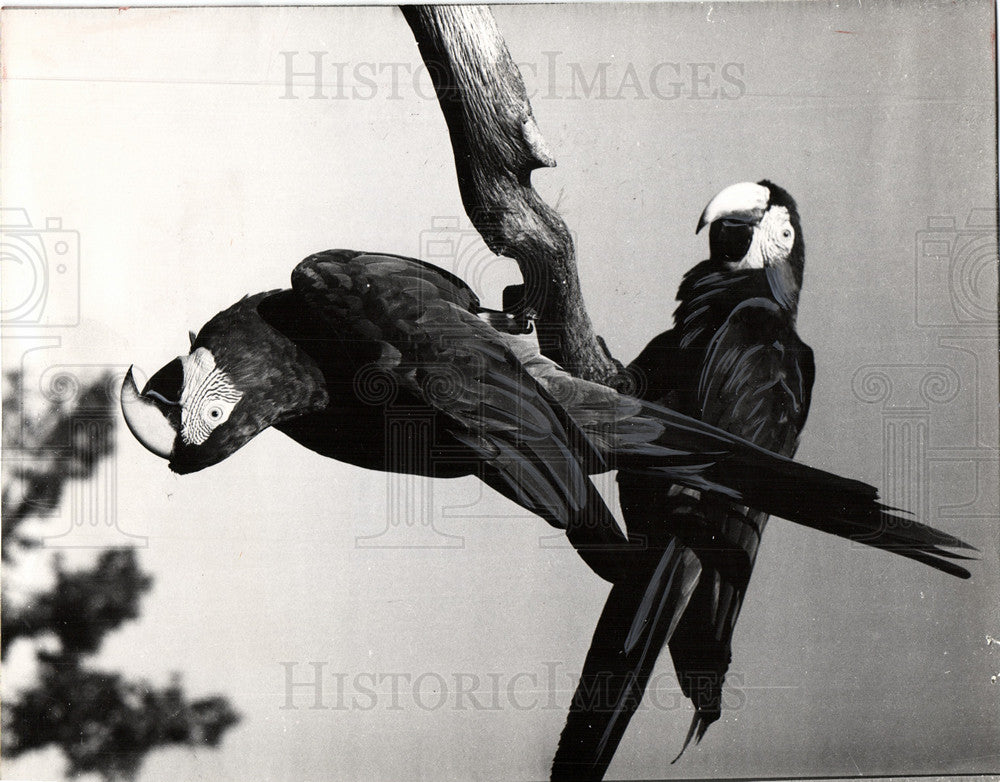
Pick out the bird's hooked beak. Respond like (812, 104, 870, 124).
(120, 362, 182, 460)
(696, 181, 771, 233)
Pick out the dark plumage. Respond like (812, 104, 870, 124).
(120, 246, 973, 780)
(123, 248, 972, 577)
(631, 182, 814, 757)
(552, 182, 971, 781)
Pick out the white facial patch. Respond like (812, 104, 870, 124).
(179, 347, 243, 445)
(759, 206, 794, 266)
(731, 205, 794, 270)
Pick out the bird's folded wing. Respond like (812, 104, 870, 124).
(664, 298, 814, 755)
(697, 297, 814, 451)
(290, 251, 617, 535)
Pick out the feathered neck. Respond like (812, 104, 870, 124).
(673, 260, 799, 349)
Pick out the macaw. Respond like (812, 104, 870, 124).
(120, 248, 971, 779)
(552, 182, 972, 780)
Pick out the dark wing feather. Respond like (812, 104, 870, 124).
(556, 295, 974, 776)
(697, 297, 813, 450)
(552, 541, 702, 782)
(667, 297, 814, 756)
(291, 251, 631, 581)
(552, 300, 816, 777)
(499, 324, 973, 575)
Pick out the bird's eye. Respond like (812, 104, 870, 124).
(204, 404, 229, 427)
(782, 229, 792, 240)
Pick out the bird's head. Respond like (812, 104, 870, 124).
(120, 292, 329, 474)
(697, 180, 805, 308)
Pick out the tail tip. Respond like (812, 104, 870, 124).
(671, 710, 719, 764)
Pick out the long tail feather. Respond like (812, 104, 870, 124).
(660, 504, 762, 759)
(551, 541, 702, 781)
(614, 401, 976, 578)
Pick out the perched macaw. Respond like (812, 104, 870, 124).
(552, 182, 972, 781)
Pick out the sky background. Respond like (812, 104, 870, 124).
(2, 2, 998, 780)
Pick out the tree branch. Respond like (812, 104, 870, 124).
(401, 5, 621, 384)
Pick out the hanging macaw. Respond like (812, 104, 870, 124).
(121, 249, 971, 580)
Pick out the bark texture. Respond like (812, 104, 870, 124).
(402, 5, 622, 384)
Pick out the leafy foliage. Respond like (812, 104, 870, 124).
(2, 370, 241, 780)
(2, 549, 152, 657)
(3, 656, 240, 781)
